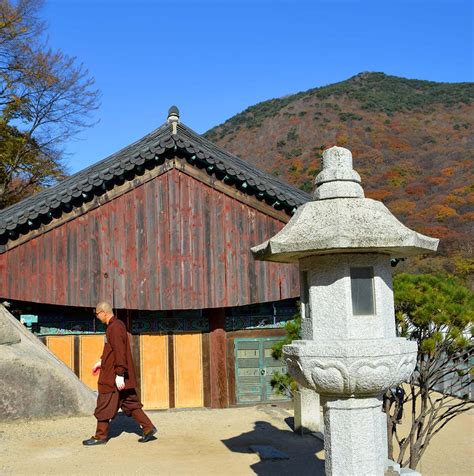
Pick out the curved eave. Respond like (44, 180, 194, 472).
(251, 240, 439, 263)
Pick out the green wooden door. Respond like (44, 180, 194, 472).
(234, 338, 289, 404)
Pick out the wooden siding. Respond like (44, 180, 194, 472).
(173, 333, 204, 408)
(139, 334, 169, 409)
(44, 327, 289, 410)
(46, 335, 74, 370)
(209, 308, 229, 408)
(0, 168, 299, 310)
(79, 335, 105, 391)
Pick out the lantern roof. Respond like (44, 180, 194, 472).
(251, 146, 439, 263)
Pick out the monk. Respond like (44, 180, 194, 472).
(82, 301, 157, 445)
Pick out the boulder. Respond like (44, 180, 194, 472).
(0, 304, 96, 420)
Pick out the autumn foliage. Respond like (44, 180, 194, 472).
(206, 72, 473, 281)
(0, 0, 99, 208)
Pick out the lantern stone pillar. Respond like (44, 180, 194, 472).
(252, 146, 438, 476)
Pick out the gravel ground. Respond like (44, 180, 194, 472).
(0, 404, 471, 475)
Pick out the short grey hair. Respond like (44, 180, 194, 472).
(96, 301, 113, 314)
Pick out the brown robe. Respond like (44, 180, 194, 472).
(92, 316, 154, 439)
(98, 316, 137, 393)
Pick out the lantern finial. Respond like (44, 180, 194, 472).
(314, 145, 364, 200)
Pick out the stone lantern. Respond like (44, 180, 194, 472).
(251, 146, 438, 475)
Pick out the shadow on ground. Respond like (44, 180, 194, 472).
(222, 419, 325, 476)
(108, 412, 143, 439)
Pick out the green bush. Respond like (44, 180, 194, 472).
(270, 316, 301, 398)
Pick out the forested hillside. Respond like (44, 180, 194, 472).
(205, 73, 473, 282)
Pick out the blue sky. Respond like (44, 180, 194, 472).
(43, 0, 473, 174)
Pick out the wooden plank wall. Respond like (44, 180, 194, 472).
(139, 335, 169, 409)
(208, 308, 229, 408)
(173, 334, 204, 408)
(79, 335, 105, 391)
(45, 336, 74, 370)
(45, 332, 206, 409)
(43, 324, 287, 409)
(0, 169, 299, 310)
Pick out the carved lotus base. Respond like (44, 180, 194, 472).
(283, 338, 417, 397)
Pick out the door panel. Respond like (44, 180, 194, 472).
(235, 339, 261, 402)
(235, 338, 289, 404)
(262, 339, 288, 401)
(140, 335, 169, 409)
(174, 333, 203, 408)
(79, 335, 104, 391)
(46, 336, 74, 370)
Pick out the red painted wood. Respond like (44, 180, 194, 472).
(0, 169, 299, 309)
(209, 308, 229, 408)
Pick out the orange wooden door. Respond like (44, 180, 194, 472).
(46, 336, 74, 370)
(79, 335, 105, 391)
(174, 333, 203, 408)
(140, 335, 169, 409)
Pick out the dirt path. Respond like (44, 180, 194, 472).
(0, 405, 471, 475)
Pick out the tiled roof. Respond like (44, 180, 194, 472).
(0, 118, 311, 241)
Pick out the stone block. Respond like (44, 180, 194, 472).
(294, 387, 322, 434)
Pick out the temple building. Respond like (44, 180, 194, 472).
(0, 107, 309, 409)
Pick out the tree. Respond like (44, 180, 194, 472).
(0, 0, 100, 208)
(386, 273, 473, 469)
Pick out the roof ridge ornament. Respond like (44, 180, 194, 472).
(167, 106, 180, 135)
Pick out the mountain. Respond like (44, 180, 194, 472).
(205, 72, 474, 282)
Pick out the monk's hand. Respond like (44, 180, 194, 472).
(115, 375, 125, 390)
(92, 360, 101, 376)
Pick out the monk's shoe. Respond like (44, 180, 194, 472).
(82, 436, 107, 446)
